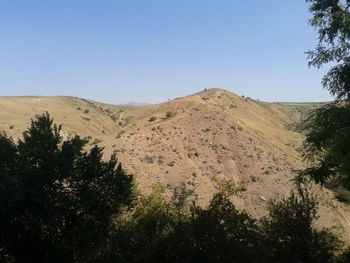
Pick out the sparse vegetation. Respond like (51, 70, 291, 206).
(142, 155, 154, 164)
(158, 155, 164, 164)
(116, 130, 125, 138)
(335, 189, 350, 204)
(81, 116, 90, 121)
(251, 175, 257, 182)
(111, 114, 117, 122)
(2, 0, 350, 260)
(0, 113, 348, 262)
(149, 116, 157, 122)
(167, 161, 175, 167)
(165, 111, 175, 118)
(91, 138, 102, 145)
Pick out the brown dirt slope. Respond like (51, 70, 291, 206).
(0, 89, 349, 240)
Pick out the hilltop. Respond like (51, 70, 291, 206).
(0, 89, 349, 239)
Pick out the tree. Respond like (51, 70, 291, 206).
(300, 0, 350, 190)
(161, 192, 261, 263)
(0, 113, 135, 263)
(306, 0, 350, 101)
(113, 186, 180, 262)
(113, 184, 261, 263)
(260, 190, 340, 263)
(113, 186, 344, 263)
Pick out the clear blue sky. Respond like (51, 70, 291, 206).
(0, 0, 332, 104)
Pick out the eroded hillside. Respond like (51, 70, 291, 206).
(1, 89, 349, 239)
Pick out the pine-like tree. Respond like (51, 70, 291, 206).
(0, 113, 135, 263)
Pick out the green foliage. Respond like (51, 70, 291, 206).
(260, 189, 341, 263)
(0, 112, 135, 262)
(211, 176, 246, 197)
(301, 0, 350, 189)
(298, 103, 350, 186)
(113, 185, 344, 263)
(114, 188, 261, 263)
(160, 192, 261, 263)
(113, 186, 183, 262)
(306, 0, 350, 101)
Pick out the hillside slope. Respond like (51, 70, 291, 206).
(1, 89, 349, 239)
(0, 96, 131, 141)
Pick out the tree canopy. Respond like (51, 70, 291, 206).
(0, 113, 135, 262)
(300, 0, 350, 193)
(113, 187, 343, 263)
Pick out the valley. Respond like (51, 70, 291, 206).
(1, 88, 349, 239)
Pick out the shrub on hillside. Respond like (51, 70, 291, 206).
(165, 111, 175, 118)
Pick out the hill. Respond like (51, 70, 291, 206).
(1, 89, 349, 239)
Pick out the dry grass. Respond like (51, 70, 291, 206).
(1, 89, 350, 240)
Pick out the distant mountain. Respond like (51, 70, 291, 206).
(121, 102, 151, 107)
(1, 89, 349, 240)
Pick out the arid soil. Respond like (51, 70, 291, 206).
(1, 88, 349, 240)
